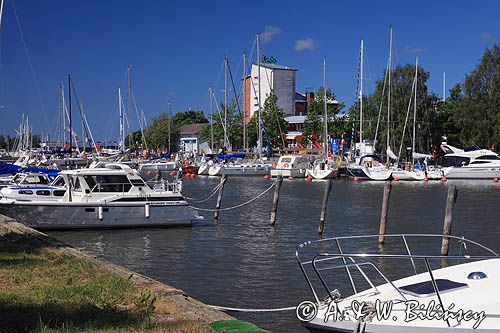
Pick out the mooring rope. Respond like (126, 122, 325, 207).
(189, 180, 277, 212)
(207, 304, 296, 312)
(184, 182, 221, 202)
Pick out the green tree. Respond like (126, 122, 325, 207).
(301, 87, 345, 145)
(247, 93, 287, 149)
(0, 135, 6, 149)
(359, 64, 437, 156)
(172, 109, 208, 126)
(453, 44, 499, 148)
(143, 113, 176, 151)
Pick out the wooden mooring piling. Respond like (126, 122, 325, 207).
(269, 175, 283, 226)
(213, 175, 228, 221)
(441, 185, 458, 256)
(378, 181, 392, 244)
(317, 179, 333, 235)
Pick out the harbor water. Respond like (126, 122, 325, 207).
(50, 177, 500, 332)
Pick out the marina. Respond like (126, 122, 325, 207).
(48, 177, 499, 332)
(0, 0, 498, 332)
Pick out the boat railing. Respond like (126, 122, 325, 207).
(146, 180, 180, 193)
(296, 234, 499, 317)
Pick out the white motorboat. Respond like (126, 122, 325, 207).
(296, 234, 500, 332)
(0, 174, 66, 202)
(0, 163, 203, 229)
(440, 144, 500, 179)
(270, 155, 310, 178)
(0, 172, 55, 189)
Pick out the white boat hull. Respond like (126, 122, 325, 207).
(208, 165, 221, 176)
(0, 200, 201, 229)
(219, 164, 271, 177)
(391, 169, 443, 181)
(197, 165, 209, 175)
(306, 168, 337, 179)
(305, 259, 500, 332)
(270, 168, 307, 178)
(443, 166, 500, 179)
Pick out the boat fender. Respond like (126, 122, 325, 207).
(283, 162, 289, 168)
(98, 206, 104, 220)
(145, 204, 150, 218)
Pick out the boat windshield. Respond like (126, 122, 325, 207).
(442, 156, 470, 167)
(84, 175, 132, 192)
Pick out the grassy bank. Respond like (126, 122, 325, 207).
(0, 227, 211, 332)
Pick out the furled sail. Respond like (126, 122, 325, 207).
(386, 147, 398, 160)
(412, 152, 431, 160)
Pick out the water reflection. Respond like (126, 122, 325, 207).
(50, 178, 499, 332)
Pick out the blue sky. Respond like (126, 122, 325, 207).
(0, 0, 498, 141)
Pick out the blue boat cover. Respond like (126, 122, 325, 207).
(216, 152, 246, 160)
(0, 161, 60, 177)
(150, 152, 172, 160)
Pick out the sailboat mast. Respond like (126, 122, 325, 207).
(412, 57, 418, 164)
(118, 88, 124, 151)
(127, 65, 132, 149)
(242, 52, 247, 152)
(81, 101, 84, 152)
(68, 74, 72, 156)
(224, 57, 228, 151)
(323, 56, 328, 157)
(386, 27, 393, 164)
(359, 39, 364, 148)
(168, 100, 172, 153)
(0, 0, 4, 31)
(209, 86, 214, 153)
(257, 33, 262, 160)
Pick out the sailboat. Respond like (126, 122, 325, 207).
(346, 37, 392, 181)
(306, 57, 338, 180)
(217, 33, 272, 177)
(391, 57, 442, 181)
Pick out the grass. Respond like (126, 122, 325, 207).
(0, 230, 210, 333)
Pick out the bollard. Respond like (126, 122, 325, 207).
(269, 176, 283, 226)
(214, 175, 228, 221)
(318, 179, 333, 235)
(378, 181, 392, 244)
(441, 185, 458, 256)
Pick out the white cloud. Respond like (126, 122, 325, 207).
(294, 38, 319, 52)
(261, 26, 281, 44)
